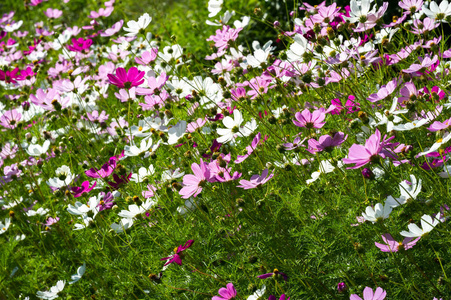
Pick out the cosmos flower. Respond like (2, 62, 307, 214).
(160, 239, 194, 266)
(212, 283, 237, 300)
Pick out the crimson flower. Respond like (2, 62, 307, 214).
(0, 67, 20, 83)
(257, 269, 288, 281)
(71, 180, 97, 197)
(160, 240, 194, 266)
(67, 37, 93, 52)
(108, 67, 145, 89)
(85, 156, 117, 178)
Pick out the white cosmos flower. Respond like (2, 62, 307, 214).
(392, 118, 429, 131)
(286, 34, 312, 62)
(217, 109, 248, 143)
(69, 263, 86, 284)
(167, 120, 187, 145)
(161, 168, 185, 182)
(0, 218, 11, 235)
(3, 21, 23, 32)
(26, 207, 49, 217)
(36, 280, 65, 300)
(26, 140, 50, 156)
(369, 97, 407, 132)
(118, 199, 155, 219)
(123, 13, 152, 37)
(400, 214, 440, 237)
(208, 0, 223, 17)
(111, 218, 134, 233)
(124, 138, 160, 158)
(247, 285, 266, 300)
(362, 203, 392, 223)
(422, 0, 451, 22)
(386, 175, 422, 207)
(130, 165, 155, 183)
(306, 160, 337, 184)
(417, 132, 451, 156)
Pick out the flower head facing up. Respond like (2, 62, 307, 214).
(108, 67, 145, 89)
(212, 282, 237, 300)
(342, 129, 394, 169)
(293, 108, 326, 129)
(160, 239, 194, 266)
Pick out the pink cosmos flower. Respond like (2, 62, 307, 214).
(428, 119, 451, 132)
(0, 109, 22, 129)
(367, 78, 398, 102)
(293, 108, 326, 129)
(135, 48, 158, 65)
(399, 0, 423, 13)
(108, 67, 145, 89)
(374, 233, 420, 252)
(212, 283, 237, 300)
(283, 136, 305, 151)
(310, 3, 340, 24)
(235, 132, 265, 163)
(71, 181, 97, 197)
(206, 25, 243, 52)
(89, 7, 114, 18)
(160, 239, 194, 266)
(237, 168, 274, 190)
(179, 159, 212, 199)
(342, 129, 394, 169)
(402, 55, 438, 74)
(350, 287, 386, 300)
(411, 18, 439, 34)
(44, 8, 63, 18)
(307, 132, 347, 153)
(100, 20, 124, 37)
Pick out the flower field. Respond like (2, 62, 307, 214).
(1, 0, 451, 299)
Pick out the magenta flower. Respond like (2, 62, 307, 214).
(374, 233, 420, 252)
(330, 95, 360, 114)
(66, 37, 93, 52)
(337, 282, 347, 293)
(258, 269, 288, 281)
(107, 67, 145, 89)
(85, 156, 117, 178)
(350, 287, 386, 300)
(160, 239, 194, 266)
(212, 283, 237, 300)
(0, 67, 20, 83)
(342, 129, 392, 169)
(237, 169, 274, 190)
(71, 181, 97, 198)
(293, 108, 326, 129)
(179, 159, 212, 199)
(268, 295, 290, 300)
